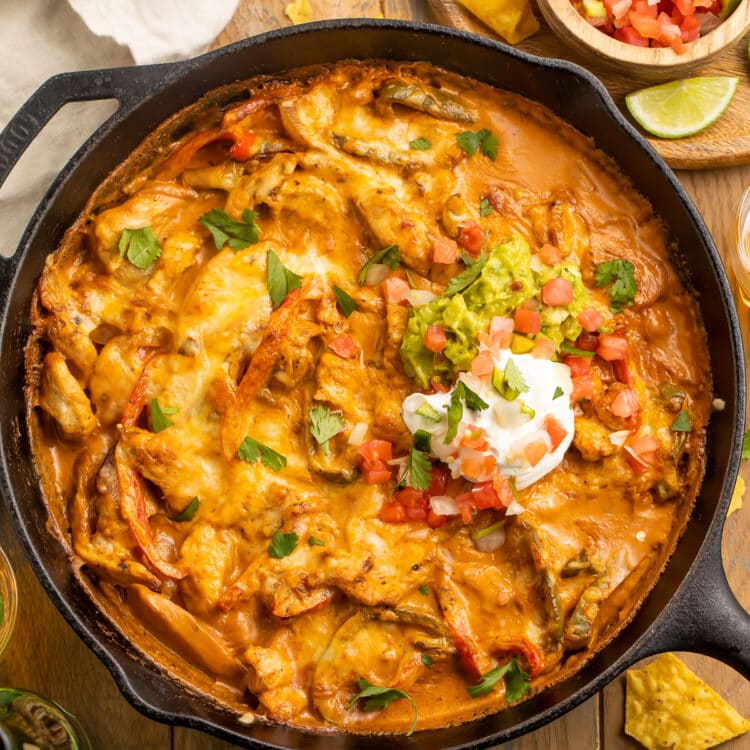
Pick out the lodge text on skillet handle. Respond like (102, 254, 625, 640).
(631, 532, 750, 679)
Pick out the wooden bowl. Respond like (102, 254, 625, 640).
(536, 0, 750, 80)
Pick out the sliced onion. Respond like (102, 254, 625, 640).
(474, 527, 506, 552)
(529, 254, 545, 273)
(608, 429, 630, 447)
(364, 263, 389, 286)
(347, 422, 368, 446)
(430, 495, 459, 516)
(386, 456, 408, 467)
(623, 445, 651, 468)
(406, 289, 437, 307)
(505, 498, 526, 516)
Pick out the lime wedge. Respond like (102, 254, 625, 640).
(625, 76, 739, 139)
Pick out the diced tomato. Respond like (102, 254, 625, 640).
(454, 492, 476, 524)
(610, 388, 640, 418)
(544, 415, 568, 451)
(358, 440, 393, 463)
(379, 500, 408, 523)
(424, 324, 447, 353)
(460, 427, 490, 452)
(460, 450, 496, 481)
(396, 487, 430, 522)
(625, 434, 659, 474)
(488, 316, 514, 350)
(470, 481, 502, 510)
(541, 278, 574, 306)
(597, 333, 629, 361)
(538, 243, 562, 265)
(428, 464, 451, 497)
(632, 0, 657, 16)
(492, 472, 515, 507)
(571, 374, 594, 402)
(613, 358, 633, 385)
(364, 466, 393, 484)
(457, 221, 485, 257)
(578, 308, 604, 333)
(427, 509, 449, 528)
(523, 440, 548, 467)
(433, 236, 460, 264)
(471, 350, 494, 378)
(514, 308, 542, 335)
(531, 337, 556, 360)
(564, 355, 592, 378)
(228, 130, 256, 161)
(630, 10, 662, 37)
(383, 276, 410, 304)
(657, 12, 686, 51)
(680, 13, 700, 40)
(576, 331, 600, 352)
(328, 334, 360, 359)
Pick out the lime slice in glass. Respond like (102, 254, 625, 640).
(625, 76, 739, 139)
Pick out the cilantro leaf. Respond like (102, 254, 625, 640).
(308, 536, 325, 547)
(267, 249, 302, 310)
(310, 405, 346, 455)
(456, 129, 498, 160)
(671, 410, 691, 432)
(173, 497, 200, 522)
(479, 197, 493, 217)
(238, 436, 287, 472)
(595, 259, 637, 313)
(348, 678, 418, 736)
(504, 359, 529, 398)
(398, 447, 432, 490)
(419, 585, 430, 596)
(409, 137, 431, 150)
(445, 381, 490, 443)
(199, 208, 261, 251)
(421, 654, 434, 669)
(553, 386, 564, 400)
(443, 252, 486, 297)
(150, 398, 178, 433)
(119, 227, 162, 270)
(743, 429, 750, 460)
(467, 657, 530, 701)
(358, 244, 401, 285)
(268, 530, 298, 559)
(332, 285, 358, 317)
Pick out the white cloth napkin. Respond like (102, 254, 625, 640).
(67, 0, 240, 64)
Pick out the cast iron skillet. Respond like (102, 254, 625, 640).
(0, 19, 747, 749)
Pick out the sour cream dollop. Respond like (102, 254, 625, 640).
(402, 351, 575, 491)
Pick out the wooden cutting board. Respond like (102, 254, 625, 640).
(428, 0, 750, 169)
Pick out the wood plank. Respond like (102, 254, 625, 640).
(0, 503, 171, 749)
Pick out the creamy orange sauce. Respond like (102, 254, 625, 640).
(26, 62, 711, 734)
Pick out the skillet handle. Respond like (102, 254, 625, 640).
(628, 530, 750, 679)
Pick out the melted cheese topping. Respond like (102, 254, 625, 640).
(27, 62, 712, 735)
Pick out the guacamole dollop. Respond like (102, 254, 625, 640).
(401, 236, 592, 388)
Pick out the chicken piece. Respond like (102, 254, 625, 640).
(127, 584, 244, 679)
(179, 524, 240, 617)
(43, 315, 98, 383)
(182, 161, 245, 191)
(572, 416, 617, 462)
(441, 193, 475, 238)
(526, 198, 589, 259)
(313, 352, 371, 426)
(593, 382, 636, 432)
(311, 611, 426, 730)
(38, 352, 96, 440)
(224, 154, 298, 216)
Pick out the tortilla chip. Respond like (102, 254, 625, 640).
(457, 0, 539, 44)
(625, 653, 750, 750)
(728, 476, 744, 516)
(285, 0, 312, 25)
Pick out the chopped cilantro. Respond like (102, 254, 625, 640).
(332, 285, 358, 317)
(119, 226, 161, 270)
(467, 657, 530, 701)
(409, 137, 431, 150)
(479, 197, 493, 217)
(455, 129, 498, 160)
(268, 530, 298, 559)
(149, 398, 178, 433)
(398, 447, 432, 491)
(421, 654, 434, 669)
(267, 249, 302, 309)
(199, 208, 261, 251)
(309, 405, 346, 455)
(445, 381, 489, 443)
(172, 497, 200, 522)
(358, 244, 400, 285)
(308, 536, 325, 547)
(443, 252, 486, 297)
(595, 259, 637, 313)
(238, 436, 287, 472)
(671, 410, 691, 432)
(553, 386, 564, 400)
(348, 678, 418, 736)
(419, 585, 430, 596)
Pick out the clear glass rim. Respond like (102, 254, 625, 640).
(0, 545, 18, 658)
(733, 185, 750, 299)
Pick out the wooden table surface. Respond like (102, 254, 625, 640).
(1, 1, 748, 748)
